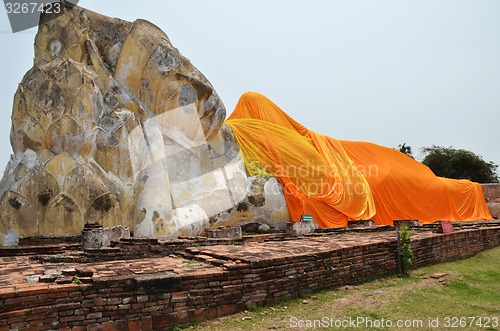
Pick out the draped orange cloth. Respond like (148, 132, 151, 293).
(225, 92, 492, 227)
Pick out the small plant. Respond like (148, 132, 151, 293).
(72, 277, 83, 285)
(400, 226, 413, 269)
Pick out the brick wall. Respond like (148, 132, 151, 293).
(1, 227, 499, 331)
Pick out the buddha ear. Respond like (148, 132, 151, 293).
(174, 73, 213, 101)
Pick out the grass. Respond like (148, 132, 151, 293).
(187, 245, 500, 331)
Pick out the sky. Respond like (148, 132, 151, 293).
(0, 0, 499, 175)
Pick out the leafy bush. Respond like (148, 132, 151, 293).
(421, 145, 499, 183)
(400, 226, 413, 269)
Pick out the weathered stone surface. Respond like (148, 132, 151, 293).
(205, 227, 242, 240)
(393, 220, 421, 228)
(81, 223, 130, 250)
(0, 4, 290, 244)
(483, 184, 500, 218)
(487, 203, 500, 219)
(39, 274, 58, 283)
(482, 184, 500, 200)
(285, 221, 318, 236)
(76, 267, 94, 277)
(257, 223, 271, 233)
(3, 229, 19, 247)
(348, 220, 375, 228)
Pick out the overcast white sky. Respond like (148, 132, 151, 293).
(0, 0, 499, 175)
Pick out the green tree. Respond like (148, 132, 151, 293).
(421, 145, 499, 183)
(397, 143, 414, 158)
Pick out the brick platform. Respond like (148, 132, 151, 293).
(0, 226, 499, 330)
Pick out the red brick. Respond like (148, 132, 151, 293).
(107, 298, 122, 305)
(122, 297, 135, 304)
(171, 292, 188, 303)
(140, 317, 153, 331)
(30, 306, 55, 315)
(26, 326, 55, 331)
(17, 285, 49, 297)
(86, 312, 102, 319)
(115, 320, 128, 331)
(136, 295, 148, 303)
(9, 312, 56, 324)
(71, 326, 86, 331)
(38, 292, 69, 300)
(4, 295, 38, 306)
(153, 314, 175, 329)
(56, 303, 81, 312)
(127, 319, 140, 331)
(9, 322, 28, 329)
(94, 298, 107, 306)
(207, 307, 218, 319)
(236, 301, 247, 311)
(101, 321, 119, 331)
(130, 303, 144, 310)
(174, 311, 188, 324)
(188, 309, 207, 322)
(30, 316, 59, 327)
(86, 324, 102, 331)
(104, 305, 118, 311)
(0, 287, 17, 300)
(59, 310, 75, 317)
(71, 312, 88, 322)
(48, 284, 79, 293)
(60, 315, 85, 323)
(217, 304, 235, 317)
(0, 308, 29, 319)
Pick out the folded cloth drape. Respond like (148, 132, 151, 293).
(225, 92, 492, 227)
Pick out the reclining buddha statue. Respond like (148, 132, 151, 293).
(0, 4, 492, 244)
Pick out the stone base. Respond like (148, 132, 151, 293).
(286, 221, 318, 236)
(393, 220, 421, 228)
(81, 223, 130, 250)
(348, 220, 375, 228)
(205, 227, 242, 240)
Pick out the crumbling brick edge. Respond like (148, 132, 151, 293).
(1, 227, 499, 330)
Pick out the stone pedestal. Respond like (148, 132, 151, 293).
(393, 220, 421, 228)
(348, 220, 375, 228)
(286, 221, 318, 236)
(81, 223, 130, 250)
(205, 226, 242, 240)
